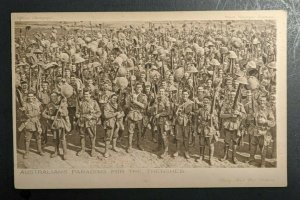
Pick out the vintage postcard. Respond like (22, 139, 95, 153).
(12, 11, 287, 188)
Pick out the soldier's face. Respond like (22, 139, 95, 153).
(136, 85, 142, 93)
(203, 98, 210, 108)
(22, 84, 28, 91)
(72, 66, 76, 72)
(259, 97, 267, 107)
(103, 84, 109, 90)
(159, 89, 165, 97)
(111, 96, 117, 104)
(84, 92, 91, 100)
(65, 70, 70, 77)
(229, 93, 236, 101)
(42, 83, 48, 90)
(51, 94, 58, 103)
(145, 87, 150, 93)
(88, 80, 93, 86)
(184, 73, 189, 79)
(70, 77, 75, 83)
(198, 87, 204, 94)
(207, 80, 212, 87)
(183, 92, 189, 101)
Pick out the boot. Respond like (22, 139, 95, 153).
(77, 137, 85, 156)
(37, 139, 45, 156)
(51, 146, 59, 158)
(184, 151, 191, 159)
(127, 134, 133, 153)
(62, 140, 68, 160)
(220, 145, 229, 161)
(173, 141, 180, 158)
(90, 138, 96, 157)
(23, 141, 30, 159)
(112, 138, 119, 152)
(208, 146, 214, 166)
(104, 140, 110, 158)
(232, 145, 238, 164)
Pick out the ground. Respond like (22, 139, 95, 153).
(17, 127, 277, 169)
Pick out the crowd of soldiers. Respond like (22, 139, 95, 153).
(15, 21, 277, 167)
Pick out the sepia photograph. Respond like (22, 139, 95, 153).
(12, 11, 287, 188)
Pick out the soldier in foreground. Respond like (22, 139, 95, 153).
(125, 82, 147, 153)
(220, 91, 246, 164)
(103, 94, 124, 158)
(173, 90, 194, 159)
(19, 92, 44, 159)
(151, 88, 170, 158)
(247, 96, 275, 167)
(42, 91, 70, 160)
(196, 96, 219, 165)
(76, 89, 101, 157)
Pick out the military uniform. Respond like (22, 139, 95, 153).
(76, 98, 101, 157)
(220, 101, 246, 163)
(248, 105, 275, 167)
(103, 100, 124, 157)
(42, 97, 70, 160)
(37, 90, 50, 145)
(67, 84, 78, 131)
(19, 101, 44, 159)
(126, 92, 147, 152)
(196, 107, 219, 165)
(174, 99, 194, 159)
(143, 89, 156, 141)
(98, 90, 114, 112)
(150, 95, 170, 157)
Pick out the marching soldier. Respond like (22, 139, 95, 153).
(125, 82, 147, 153)
(76, 89, 101, 157)
(42, 91, 70, 160)
(196, 96, 219, 165)
(220, 91, 246, 164)
(173, 90, 194, 159)
(19, 92, 44, 159)
(151, 88, 171, 158)
(247, 96, 275, 167)
(103, 94, 125, 158)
